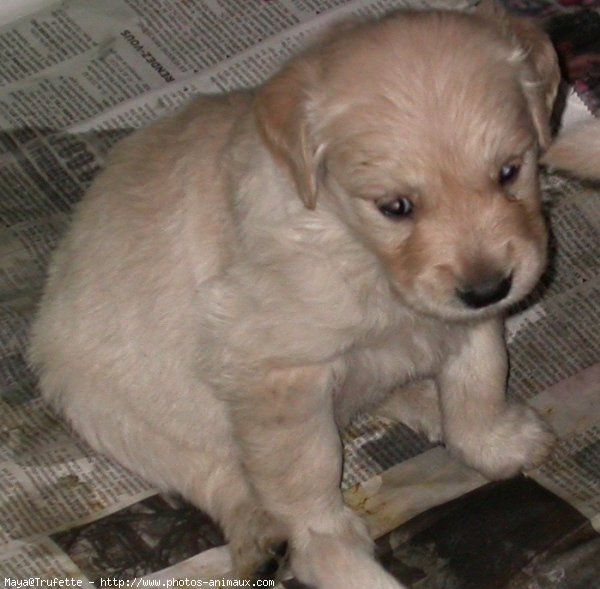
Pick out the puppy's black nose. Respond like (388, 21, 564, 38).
(457, 273, 512, 309)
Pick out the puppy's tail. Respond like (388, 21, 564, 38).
(542, 119, 600, 180)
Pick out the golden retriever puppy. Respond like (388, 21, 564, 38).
(29, 2, 560, 587)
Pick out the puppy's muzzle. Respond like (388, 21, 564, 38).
(456, 273, 513, 309)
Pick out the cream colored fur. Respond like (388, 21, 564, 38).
(29, 4, 561, 588)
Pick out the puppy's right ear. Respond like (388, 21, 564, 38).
(255, 58, 322, 209)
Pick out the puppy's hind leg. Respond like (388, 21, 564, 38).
(81, 408, 288, 581)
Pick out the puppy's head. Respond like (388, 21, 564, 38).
(255, 3, 559, 321)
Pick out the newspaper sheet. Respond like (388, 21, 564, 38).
(0, 0, 598, 587)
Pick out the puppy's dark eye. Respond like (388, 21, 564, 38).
(499, 163, 520, 186)
(377, 196, 413, 219)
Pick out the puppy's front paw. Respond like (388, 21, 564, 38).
(450, 403, 555, 480)
(290, 509, 406, 589)
(290, 508, 404, 589)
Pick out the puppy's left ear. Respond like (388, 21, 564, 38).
(476, 0, 561, 150)
(254, 56, 323, 209)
